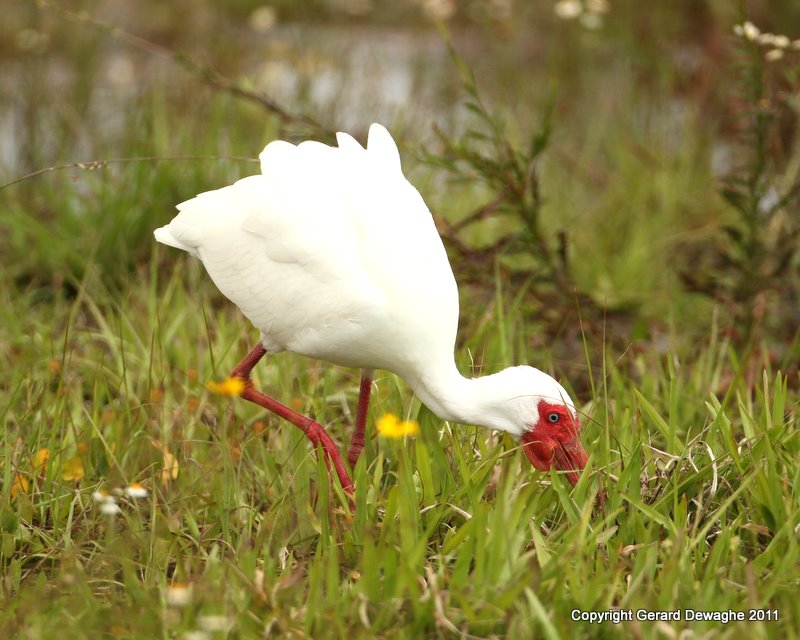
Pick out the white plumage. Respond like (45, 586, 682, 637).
(156, 126, 452, 365)
(155, 123, 588, 484)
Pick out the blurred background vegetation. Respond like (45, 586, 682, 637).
(3, 0, 799, 379)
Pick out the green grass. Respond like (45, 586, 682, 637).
(1, 252, 797, 638)
(2, 1, 800, 638)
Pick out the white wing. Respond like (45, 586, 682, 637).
(155, 124, 459, 375)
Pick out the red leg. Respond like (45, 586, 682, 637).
(347, 369, 373, 468)
(231, 344, 354, 494)
(231, 343, 268, 379)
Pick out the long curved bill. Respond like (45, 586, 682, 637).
(522, 432, 589, 486)
(552, 438, 589, 486)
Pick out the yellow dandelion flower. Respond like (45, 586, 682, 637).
(376, 413, 419, 439)
(376, 413, 400, 436)
(162, 449, 179, 484)
(62, 457, 85, 481)
(206, 377, 246, 396)
(401, 420, 420, 437)
(32, 448, 50, 474)
(10, 474, 29, 499)
(151, 440, 180, 485)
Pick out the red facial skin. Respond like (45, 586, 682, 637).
(521, 400, 588, 486)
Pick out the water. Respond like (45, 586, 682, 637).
(0, 21, 461, 178)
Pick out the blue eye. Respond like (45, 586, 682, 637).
(548, 413, 560, 423)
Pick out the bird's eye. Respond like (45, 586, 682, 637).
(547, 413, 560, 423)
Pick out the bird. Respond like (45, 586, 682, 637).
(154, 123, 588, 494)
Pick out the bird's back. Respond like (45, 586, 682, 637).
(155, 124, 459, 378)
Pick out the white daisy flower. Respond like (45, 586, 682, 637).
(124, 482, 149, 499)
(99, 500, 122, 516)
(580, 12, 603, 30)
(586, 0, 609, 14)
(743, 21, 760, 41)
(554, 0, 583, 20)
(165, 583, 193, 607)
(197, 615, 232, 632)
(248, 6, 277, 33)
(757, 33, 777, 46)
(772, 34, 790, 48)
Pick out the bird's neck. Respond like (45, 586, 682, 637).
(406, 361, 520, 436)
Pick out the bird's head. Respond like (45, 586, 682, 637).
(521, 397, 588, 486)
(484, 366, 588, 486)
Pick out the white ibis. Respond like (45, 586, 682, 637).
(154, 123, 588, 494)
